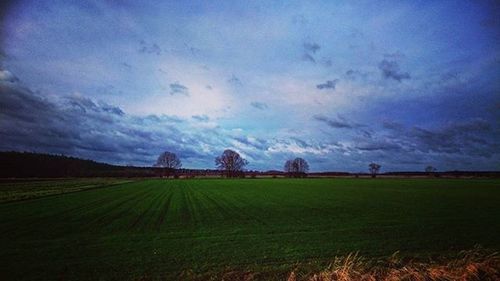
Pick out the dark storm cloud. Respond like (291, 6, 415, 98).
(64, 95, 99, 113)
(410, 121, 496, 156)
(322, 58, 333, 67)
(192, 114, 209, 122)
(0, 83, 57, 124)
(169, 82, 189, 96)
(345, 69, 368, 81)
(0, 48, 6, 62)
(233, 136, 269, 151)
(302, 53, 316, 63)
(383, 51, 406, 60)
(346, 127, 488, 170)
(227, 74, 242, 86)
(382, 119, 498, 157)
(0, 1, 17, 34)
(138, 40, 162, 55)
(439, 72, 460, 84)
(302, 41, 321, 63)
(316, 79, 339, 90)
(0, 80, 224, 166)
(359, 129, 373, 139)
(313, 114, 363, 129)
(183, 42, 202, 57)
(62, 95, 124, 117)
(345, 70, 358, 77)
(135, 114, 184, 124)
(290, 137, 311, 149)
(382, 120, 404, 131)
(479, 0, 500, 29)
(0, 69, 20, 83)
(99, 102, 125, 116)
(250, 101, 268, 110)
(1, 83, 101, 155)
(354, 139, 401, 151)
(300, 43, 331, 66)
(1, 76, 294, 168)
(6, 73, 494, 170)
(303, 42, 320, 53)
(378, 59, 410, 82)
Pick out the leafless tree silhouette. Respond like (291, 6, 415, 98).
(284, 157, 309, 177)
(425, 165, 437, 176)
(215, 149, 248, 178)
(154, 151, 182, 178)
(368, 163, 381, 178)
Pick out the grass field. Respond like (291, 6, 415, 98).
(0, 178, 132, 203)
(0, 178, 499, 280)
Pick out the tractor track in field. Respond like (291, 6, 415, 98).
(155, 191, 173, 230)
(179, 184, 193, 224)
(68, 182, 162, 232)
(200, 188, 271, 227)
(0, 180, 134, 204)
(129, 183, 172, 231)
(129, 195, 159, 230)
(82, 185, 153, 229)
(198, 192, 237, 220)
(0, 182, 143, 231)
(55, 181, 141, 219)
(93, 186, 158, 229)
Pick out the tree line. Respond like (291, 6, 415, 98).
(0, 151, 457, 179)
(156, 149, 391, 178)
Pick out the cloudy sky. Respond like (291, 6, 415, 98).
(1, 0, 499, 172)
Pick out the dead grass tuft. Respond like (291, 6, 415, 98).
(288, 247, 500, 281)
(138, 247, 499, 280)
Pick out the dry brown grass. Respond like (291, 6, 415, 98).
(137, 248, 499, 280)
(287, 248, 500, 281)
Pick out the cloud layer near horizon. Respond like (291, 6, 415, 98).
(1, 0, 499, 171)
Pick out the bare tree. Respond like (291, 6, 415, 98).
(293, 157, 309, 174)
(215, 149, 248, 178)
(284, 160, 293, 173)
(155, 151, 182, 178)
(425, 165, 437, 176)
(368, 163, 381, 178)
(284, 157, 309, 177)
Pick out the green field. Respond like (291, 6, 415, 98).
(0, 178, 132, 203)
(0, 178, 499, 280)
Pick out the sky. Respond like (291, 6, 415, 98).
(0, 0, 499, 172)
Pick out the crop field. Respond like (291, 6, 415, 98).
(0, 178, 499, 280)
(0, 178, 132, 203)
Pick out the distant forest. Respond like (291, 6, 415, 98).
(0, 151, 498, 178)
(0, 151, 262, 178)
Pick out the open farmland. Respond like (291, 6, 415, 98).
(0, 178, 499, 280)
(0, 178, 133, 203)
